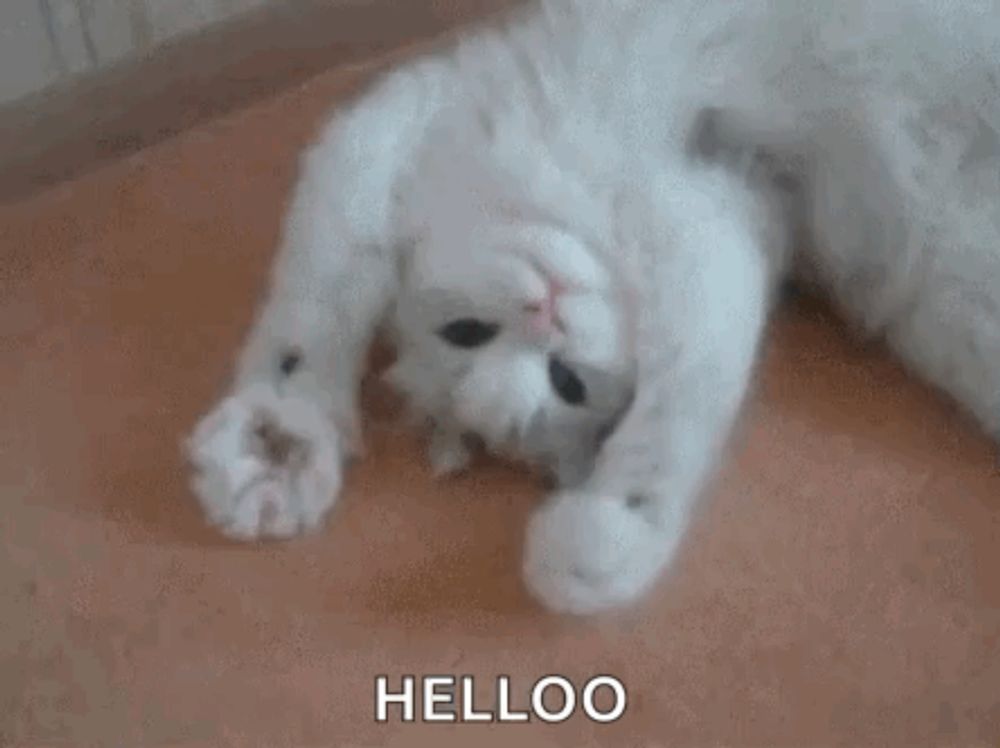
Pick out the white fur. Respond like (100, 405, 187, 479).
(523, 489, 673, 615)
(186, 379, 342, 540)
(187, 0, 1000, 613)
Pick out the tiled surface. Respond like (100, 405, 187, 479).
(0, 0, 269, 104)
(1, 63, 999, 746)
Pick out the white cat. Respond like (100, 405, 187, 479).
(187, 0, 1000, 614)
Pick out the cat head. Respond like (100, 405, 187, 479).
(385, 221, 636, 486)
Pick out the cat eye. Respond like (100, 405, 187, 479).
(436, 318, 501, 349)
(548, 356, 587, 406)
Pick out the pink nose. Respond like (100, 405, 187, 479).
(524, 278, 565, 335)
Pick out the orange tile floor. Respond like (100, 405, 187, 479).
(2, 63, 998, 746)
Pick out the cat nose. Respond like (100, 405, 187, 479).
(524, 299, 556, 335)
(523, 279, 565, 336)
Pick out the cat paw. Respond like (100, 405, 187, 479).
(427, 427, 472, 477)
(185, 382, 343, 541)
(522, 490, 674, 615)
(549, 452, 594, 489)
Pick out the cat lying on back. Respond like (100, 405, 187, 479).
(187, 0, 1000, 614)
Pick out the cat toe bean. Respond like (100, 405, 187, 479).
(186, 383, 343, 541)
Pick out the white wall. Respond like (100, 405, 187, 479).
(0, 0, 271, 104)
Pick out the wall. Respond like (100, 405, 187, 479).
(0, 0, 518, 202)
(0, 0, 269, 104)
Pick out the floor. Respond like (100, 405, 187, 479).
(1, 56, 999, 748)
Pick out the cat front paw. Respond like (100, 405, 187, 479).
(427, 425, 473, 477)
(185, 382, 343, 541)
(522, 490, 676, 615)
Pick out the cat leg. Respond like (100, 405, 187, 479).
(884, 270, 1000, 443)
(186, 61, 451, 540)
(843, 208, 1000, 444)
(801, 107, 1000, 447)
(877, 208, 1000, 445)
(523, 168, 781, 614)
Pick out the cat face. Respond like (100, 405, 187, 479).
(385, 222, 636, 485)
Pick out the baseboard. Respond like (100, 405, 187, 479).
(0, 0, 517, 205)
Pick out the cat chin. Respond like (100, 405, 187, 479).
(522, 489, 677, 615)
